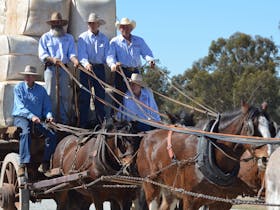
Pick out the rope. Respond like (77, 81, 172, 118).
(56, 63, 280, 145)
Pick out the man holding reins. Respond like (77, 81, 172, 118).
(12, 65, 57, 177)
(38, 12, 79, 125)
(77, 13, 109, 128)
(106, 17, 155, 109)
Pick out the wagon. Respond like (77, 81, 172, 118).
(0, 126, 91, 210)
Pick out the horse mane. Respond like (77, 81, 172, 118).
(104, 118, 138, 134)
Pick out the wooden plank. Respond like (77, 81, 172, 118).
(0, 126, 21, 140)
(31, 171, 89, 191)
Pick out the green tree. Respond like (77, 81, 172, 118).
(168, 32, 280, 122)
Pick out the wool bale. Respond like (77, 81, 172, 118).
(69, 0, 116, 41)
(0, 0, 70, 36)
(0, 35, 43, 81)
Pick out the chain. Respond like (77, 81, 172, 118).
(100, 175, 280, 207)
(31, 171, 280, 207)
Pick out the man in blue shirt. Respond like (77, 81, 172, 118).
(106, 17, 155, 107)
(77, 13, 109, 128)
(117, 73, 161, 132)
(38, 12, 79, 124)
(12, 65, 56, 177)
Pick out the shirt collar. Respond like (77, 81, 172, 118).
(24, 82, 36, 90)
(88, 30, 99, 37)
(120, 34, 134, 42)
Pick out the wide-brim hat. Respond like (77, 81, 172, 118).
(129, 73, 146, 87)
(87, 13, 106, 25)
(46, 12, 68, 26)
(115, 17, 136, 30)
(19, 65, 40, 76)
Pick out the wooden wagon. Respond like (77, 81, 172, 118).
(0, 126, 93, 210)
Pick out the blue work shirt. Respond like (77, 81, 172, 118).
(38, 30, 77, 64)
(77, 30, 109, 66)
(106, 34, 154, 68)
(12, 82, 53, 120)
(117, 87, 161, 122)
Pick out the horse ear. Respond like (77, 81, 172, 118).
(165, 111, 177, 124)
(261, 101, 268, 111)
(241, 100, 249, 114)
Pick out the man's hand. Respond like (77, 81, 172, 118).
(71, 57, 80, 68)
(85, 63, 93, 72)
(31, 116, 40, 124)
(46, 117, 54, 123)
(46, 57, 61, 65)
(110, 62, 121, 72)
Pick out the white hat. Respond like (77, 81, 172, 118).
(129, 73, 146, 87)
(19, 65, 39, 76)
(46, 12, 68, 26)
(87, 13, 106, 25)
(115, 17, 136, 30)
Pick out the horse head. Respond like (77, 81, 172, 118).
(166, 110, 195, 126)
(109, 120, 141, 175)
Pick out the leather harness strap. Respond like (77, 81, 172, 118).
(167, 130, 176, 161)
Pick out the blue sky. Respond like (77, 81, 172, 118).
(116, 0, 280, 76)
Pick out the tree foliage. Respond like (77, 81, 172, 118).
(144, 32, 280, 122)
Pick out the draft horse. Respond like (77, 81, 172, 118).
(51, 120, 141, 210)
(137, 102, 272, 210)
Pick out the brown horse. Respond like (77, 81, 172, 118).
(197, 107, 278, 210)
(51, 120, 141, 210)
(136, 102, 272, 210)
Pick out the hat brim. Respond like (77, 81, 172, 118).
(19, 72, 40, 76)
(88, 19, 106, 25)
(46, 20, 68, 26)
(129, 79, 146, 87)
(115, 22, 136, 30)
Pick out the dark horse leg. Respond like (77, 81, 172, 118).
(55, 190, 91, 210)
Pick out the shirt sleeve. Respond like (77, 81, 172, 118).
(103, 37, 110, 64)
(140, 38, 154, 62)
(77, 36, 90, 67)
(106, 41, 117, 67)
(12, 86, 35, 120)
(68, 35, 77, 59)
(38, 34, 50, 62)
(147, 89, 161, 121)
(42, 89, 53, 119)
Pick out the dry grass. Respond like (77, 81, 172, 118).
(231, 205, 266, 210)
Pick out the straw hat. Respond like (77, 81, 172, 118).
(19, 65, 39, 76)
(87, 13, 106, 25)
(46, 12, 68, 26)
(115, 17, 136, 30)
(129, 73, 146, 87)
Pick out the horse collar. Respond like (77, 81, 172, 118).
(197, 119, 240, 186)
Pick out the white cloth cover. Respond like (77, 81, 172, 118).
(0, 35, 43, 81)
(69, 0, 116, 41)
(0, 0, 70, 36)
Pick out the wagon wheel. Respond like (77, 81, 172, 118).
(0, 153, 29, 210)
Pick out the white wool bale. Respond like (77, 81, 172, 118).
(0, 81, 17, 126)
(69, 0, 116, 41)
(0, 81, 46, 126)
(0, 35, 44, 81)
(0, 0, 71, 36)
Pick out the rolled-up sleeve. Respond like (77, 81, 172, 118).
(68, 35, 77, 59)
(38, 34, 50, 62)
(106, 41, 117, 67)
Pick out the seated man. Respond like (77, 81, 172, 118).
(12, 65, 57, 176)
(117, 73, 161, 132)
